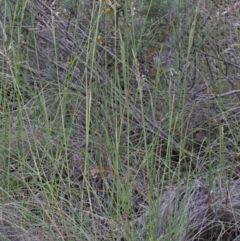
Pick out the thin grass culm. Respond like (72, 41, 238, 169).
(1, 0, 240, 240)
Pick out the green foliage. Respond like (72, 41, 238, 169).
(1, 0, 240, 240)
(58, 0, 79, 14)
(139, 0, 186, 20)
(135, 0, 187, 50)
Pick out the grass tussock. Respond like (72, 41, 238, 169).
(1, 0, 240, 240)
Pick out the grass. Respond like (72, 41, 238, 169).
(1, 0, 240, 240)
